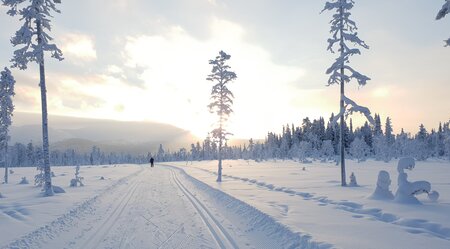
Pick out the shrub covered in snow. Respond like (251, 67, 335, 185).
(70, 165, 84, 187)
(19, 177, 29, 184)
(394, 157, 439, 204)
(348, 172, 358, 187)
(370, 170, 394, 200)
(350, 137, 370, 162)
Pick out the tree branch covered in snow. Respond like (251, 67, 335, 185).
(436, 0, 450, 47)
(331, 95, 374, 126)
(322, 0, 370, 86)
(1, 0, 63, 69)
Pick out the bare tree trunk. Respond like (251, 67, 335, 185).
(217, 139, 222, 182)
(4, 146, 8, 184)
(37, 20, 53, 196)
(339, 4, 347, 187)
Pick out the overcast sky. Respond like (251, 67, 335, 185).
(1, 0, 449, 139)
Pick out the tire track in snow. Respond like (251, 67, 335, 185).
(170, 169, 239, 249)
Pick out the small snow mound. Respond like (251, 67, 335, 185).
(100, 176, 105, 180)
(428, 191, 439, 202)
(19, 177, 29, 185)
(53, 185, 66, 194)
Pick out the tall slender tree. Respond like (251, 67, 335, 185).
(2, 0, 63, 196)
(207, 51, 237, 182)
(0, 68, 15, 184)
(436, 0, 450, 46)
(322, 0, 374, 186)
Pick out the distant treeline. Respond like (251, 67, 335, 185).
(5, 114, 450, 167)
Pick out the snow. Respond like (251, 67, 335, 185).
(1, 160, 449, 249)
(168, 159, 450, 249)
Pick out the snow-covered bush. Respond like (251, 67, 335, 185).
(9, 169, 13, 174)
(320, 140, 334, 161)
(348, 172, 358, 187)
(370, 170, 394, 200)
(298, 141, 312, 163)
(349, 137, 370, 162)
(34, 165, 45, 187)
(19, 177, 29, 184)
(394, 157, 439, 204)
(70, 165, 84, 187)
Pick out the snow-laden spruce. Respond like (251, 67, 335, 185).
(322, 0, 373, 186)
(207, 51, 237, 182)
(2, 0, 63, 196)
(0, 68, 15, 185)
(436, 0, 450, 46)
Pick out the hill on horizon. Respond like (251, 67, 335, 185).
(10, 112, 198, 154)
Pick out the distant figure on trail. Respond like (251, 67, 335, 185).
(150, 157, 154, 167)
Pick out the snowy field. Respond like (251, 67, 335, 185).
(167, 159, 450, 249)
(0, 159, 449, 249)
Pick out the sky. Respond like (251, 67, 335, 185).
(0, 0, 449, 139)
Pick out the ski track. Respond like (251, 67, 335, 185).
(1, 167, 145, 249)
(164, 164, 333, 249)
(170, 169, 239, 249)
(193, 167, 450, 241)
(79, 181, 141, 249)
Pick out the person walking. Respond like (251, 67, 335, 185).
(150, 157, 154, 167)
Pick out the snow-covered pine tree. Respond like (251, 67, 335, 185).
(207, 50, 237, 182)
(322, 0, 373, 186)
(0, 68, 15, 184)
(436, 0, 450, 46)
(350, 136, 369, 162)
(2, 0, 63, 196)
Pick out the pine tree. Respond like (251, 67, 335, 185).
(207, 51, 237, 182)
(385, 117, 394, 145)
(0, 68, 15, 184)
(436, 0, 450, 46)
(2, 0, 63, 196)
(373, 114, 383, 136)
(322, 0, 373, 186)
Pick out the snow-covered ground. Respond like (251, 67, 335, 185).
(167, 159, 450, 249)
(1, 159, 449, 249)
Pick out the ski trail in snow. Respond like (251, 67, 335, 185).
(170, 169, 239, 249)
(192, 167, 450, 241)
(1, 167, 145, 249)
(79, 181, 141, 249)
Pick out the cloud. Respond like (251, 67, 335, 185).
(60, 33, 97, 61)
(121, 18, 306, 138)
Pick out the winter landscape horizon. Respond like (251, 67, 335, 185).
(1, 0, 449, 249)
